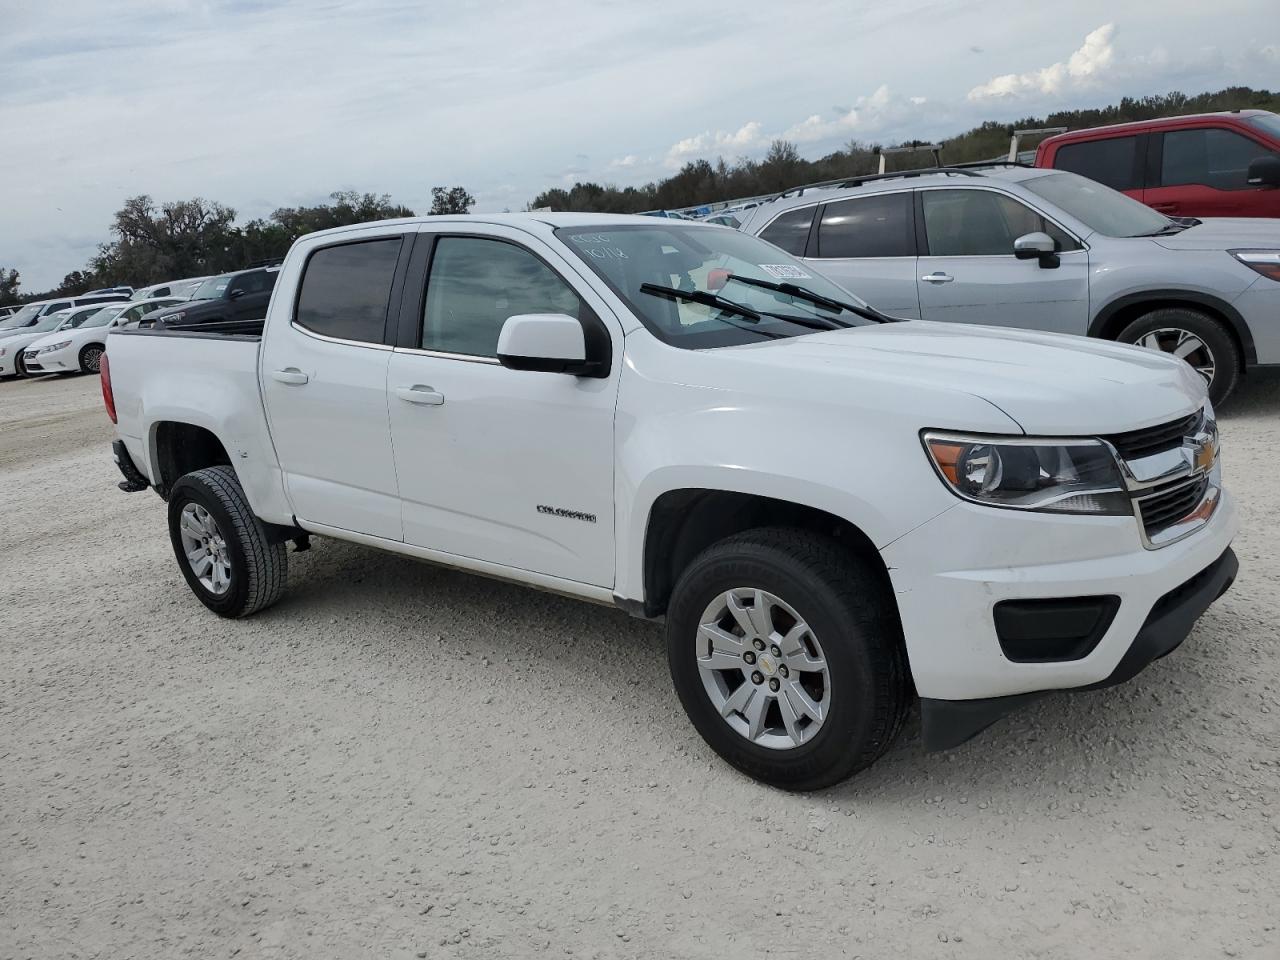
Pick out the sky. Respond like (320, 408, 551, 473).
(1, 0, 1276, 291)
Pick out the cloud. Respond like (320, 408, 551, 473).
(968, 23, 1116, 100)
(610, 155, 639, 168)
(665, 121, 766, 167)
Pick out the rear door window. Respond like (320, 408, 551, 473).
(294, 237, 403, 344)
(758, 206, 816, 256)
(815, 192, 914, 258)
(1053, 136, 1140, 191)
(1160, 127, 1275, 190)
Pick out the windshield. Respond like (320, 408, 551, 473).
(63, 307, 101, 329)
(29, 312, 71, 334)
(0, 303, 44, 330)
(556, 224, 879, 348)
(82, 304, 128, 328)
(191, 275, 231, 300)
(1023, 171, 1171, 238)
(1246, 113, 1280, 141)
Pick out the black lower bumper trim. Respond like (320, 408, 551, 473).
(112, 439, 150, 493)
(920, 547, 1238, 752)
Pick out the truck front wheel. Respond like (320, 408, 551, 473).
(167, 465, 287, 618)
(666, 527, 910, 791)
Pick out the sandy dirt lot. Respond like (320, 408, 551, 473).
(2, 370, 1278, 960)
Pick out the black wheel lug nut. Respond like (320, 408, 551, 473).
(770, 644, 782, 657)
(779, 665, 789, 678)
(744, 651, 756, 664)
(768, 678, 780, 692)
(752, 639, 766, 651)
(751, 671, 764, 685)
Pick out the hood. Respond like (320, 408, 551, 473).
(0, 328, 61, 353)
(1153, 217, 1280, 251)
(726, 321, 1205, 435)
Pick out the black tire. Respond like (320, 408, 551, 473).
(1116, 308, 1241, 406)
(15, 352, 31, 378)
(79, 343, 105, 374)
(666, 527, 910, 791)
(167, 465, 287, 618)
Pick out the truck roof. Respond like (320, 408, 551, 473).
(298, 212, 706, 243)
(1040, 110, 1274, 145)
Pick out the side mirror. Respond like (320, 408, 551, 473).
(1247, 154, 1280, 188)
(497, 313, 598, 376)
(1013, 231, 1060, 269)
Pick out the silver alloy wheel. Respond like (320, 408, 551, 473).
(695, 587, 830, 750)
(178, 502, 232, 595)
(1136, 327, 1215, 387)
(82, 346, 103, 373)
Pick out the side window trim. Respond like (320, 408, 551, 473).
(397, 231, 611, 375)
(916, 186, 1085, 258)
(290, 232, 414, 349)
(755, 202, 821, 257)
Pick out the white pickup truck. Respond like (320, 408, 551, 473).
(103, 214, 1238, 789)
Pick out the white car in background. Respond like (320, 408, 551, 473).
(22, 299, 183, 375)
(0, 308, 86, 378)
(130, 276, 211, 301)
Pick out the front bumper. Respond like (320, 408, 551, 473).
(919, 546, 1237, 749)
(23, 347, 76, 374)
(0, 351, 16, 376)
(881, 476, 1238, 737)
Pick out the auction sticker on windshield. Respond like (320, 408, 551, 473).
(760, 264, 812, 280)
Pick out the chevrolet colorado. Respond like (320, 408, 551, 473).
(102, 214, 1238, 789)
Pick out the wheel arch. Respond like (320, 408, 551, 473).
(150, 420, 235, 499)
(637, 488, 894, 620)
(1089, 290, 1256, 366)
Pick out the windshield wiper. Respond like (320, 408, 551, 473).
(639, 283, 784, 340)
(640, 283, 762, 321)
(722, 274, 900, 324)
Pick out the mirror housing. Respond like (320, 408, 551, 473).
(1013, 231, 1060, 268)
(497, 313, 601, 376)
(1247, 154, 1280, 188)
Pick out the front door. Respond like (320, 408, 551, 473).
(386, 225, 619, 587)
(227, 269, 277, 321)
(915, 187, 1090, 335)
(259, 232, 409, 541)
(1145, 126, 1280, 218)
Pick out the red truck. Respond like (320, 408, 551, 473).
(1035, 110, 1280, 219)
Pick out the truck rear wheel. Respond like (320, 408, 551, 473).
(1117, 308, 1240, 406)
(167, 465, 287, 618)
(666, 527, 910, 791)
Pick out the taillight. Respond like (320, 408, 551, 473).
(101, 352, 117, 423)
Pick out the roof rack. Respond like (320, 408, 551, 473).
(244, 257, 285, 269)
(949, 159, 1034, 170)
(776, 166, 983, 200)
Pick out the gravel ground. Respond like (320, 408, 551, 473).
(2, 370, 1278, 960)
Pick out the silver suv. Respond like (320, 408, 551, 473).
(737, 164, 1280, 404)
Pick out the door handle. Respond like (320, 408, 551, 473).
(270, 368, 309, 385)
(395, 385, 445, 406)
(921, 272, 954, 284)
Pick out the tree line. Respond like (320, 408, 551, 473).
(2, 186, 474, 306)
(527, 86, 1280, 213)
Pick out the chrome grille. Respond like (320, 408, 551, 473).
(1135, 474, 1209, 540)
(1105, 411, 1201, 461)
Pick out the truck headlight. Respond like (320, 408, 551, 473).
(159, 311, 185, 324)
(923, 433, 1130, 515)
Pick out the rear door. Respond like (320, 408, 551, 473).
(259, 230, 412, 541)
(385, 223, 620, 587)
(1048, 133, 1145, 203)
(760, 192, 921, 318)
(914, 187, 1089, 335)
(1146, 124, 1280, 217)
